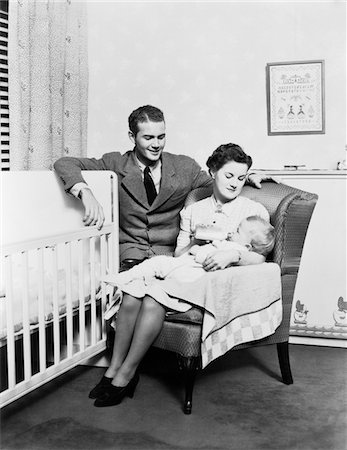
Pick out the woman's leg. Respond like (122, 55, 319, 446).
(104, 293, 142, 378)
(112, 296, 166, 387)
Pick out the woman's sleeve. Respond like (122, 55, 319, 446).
(175, 204, 194, 251)
(256, 202, 270, 222)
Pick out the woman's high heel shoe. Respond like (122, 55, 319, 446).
(88, 375, 112, 399)
(93, 373, 140, 407)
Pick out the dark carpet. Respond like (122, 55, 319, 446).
(1, 344, 346, 450)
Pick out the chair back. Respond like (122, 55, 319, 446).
(185, 181, 318, 274)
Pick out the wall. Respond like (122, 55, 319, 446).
(87, 1, 346, 170)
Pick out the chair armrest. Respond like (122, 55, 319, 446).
(272, 191, 318, 275)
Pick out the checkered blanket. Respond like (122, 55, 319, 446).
(201, 297, 282, 367)
(104, 261, 282, 368)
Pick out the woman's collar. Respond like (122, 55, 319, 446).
(211, 194, 239, 213)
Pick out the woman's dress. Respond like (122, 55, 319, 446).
(103, 195, 282, 368)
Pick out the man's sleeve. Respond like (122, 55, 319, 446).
(53, 153, 118, 192)
(70, 182, 89, 198)
(190, 161, 213, 190)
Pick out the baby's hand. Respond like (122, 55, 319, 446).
(211, 240, 224, 249)
(189, 245, 200, 256)
(154, 268, 165, 279)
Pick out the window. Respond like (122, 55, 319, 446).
(0, 0, 9, 170)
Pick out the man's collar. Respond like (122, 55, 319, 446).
(134, 153, 161, 172)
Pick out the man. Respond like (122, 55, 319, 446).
(54, 105, 264, 266)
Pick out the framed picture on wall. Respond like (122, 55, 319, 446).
(266, 60, 325, 135)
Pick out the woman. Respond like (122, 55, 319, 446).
(90, 143, 271, 407)
(174, 143, 270, 267)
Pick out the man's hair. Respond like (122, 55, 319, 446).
(206, 143, 252, 173)
(243, 216, 275, 257)
(128, 105, 165, 136)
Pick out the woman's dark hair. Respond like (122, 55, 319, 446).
(206, 143, 252, 173)
(128, 105, 165, 136)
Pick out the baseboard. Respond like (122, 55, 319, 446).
(289, 335, 347, 348)
(81, 352, 110, 367)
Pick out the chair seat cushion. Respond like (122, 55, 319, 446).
(165, 307, 203, 325)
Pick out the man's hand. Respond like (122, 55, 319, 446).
(80, 188, 105, 230)
(246, 173, 281, 189)
(202, 249, 240, 272)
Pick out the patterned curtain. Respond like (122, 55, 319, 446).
(8, 0, 88, 170)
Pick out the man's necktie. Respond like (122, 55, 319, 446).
(144, 166, 157, 205)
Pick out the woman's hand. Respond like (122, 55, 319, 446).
(202, 249, 240, 272)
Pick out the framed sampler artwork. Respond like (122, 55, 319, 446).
(266, 60, 325, 135)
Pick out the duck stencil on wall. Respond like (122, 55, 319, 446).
(291, 296, 347, 340)
(333, 297, 347, 327)
(294, 300, 309, 325)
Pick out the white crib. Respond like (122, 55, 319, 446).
(0, 170, 119, 408)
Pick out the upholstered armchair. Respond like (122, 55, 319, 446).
(152, 181, 318, 414)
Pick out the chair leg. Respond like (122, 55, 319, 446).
(177, 355, 200, 415)
(277, 342, 293, 385)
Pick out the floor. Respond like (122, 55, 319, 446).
(1, 344, 346, 450)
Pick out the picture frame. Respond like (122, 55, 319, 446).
(266, 60, 325, 135)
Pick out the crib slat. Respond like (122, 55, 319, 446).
(5, 255, 16, 390)
(78, 240, 85, 352)
(100, 235, 107, 339)
(51, 246, 60, 365)
(90, 237, 96, 346)
(109, 232, 118, 274)
(22, 251, 32, 381)
(65, 242, 73, 359)
(37, 248, 46, 373)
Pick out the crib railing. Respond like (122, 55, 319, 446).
(0, 224, 116, 408)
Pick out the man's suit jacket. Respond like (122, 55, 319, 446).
(54, 150, 212, 261)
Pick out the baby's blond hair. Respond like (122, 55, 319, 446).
(243, 216, 275, 257)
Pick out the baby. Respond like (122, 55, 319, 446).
(190, 215, 275, 264)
